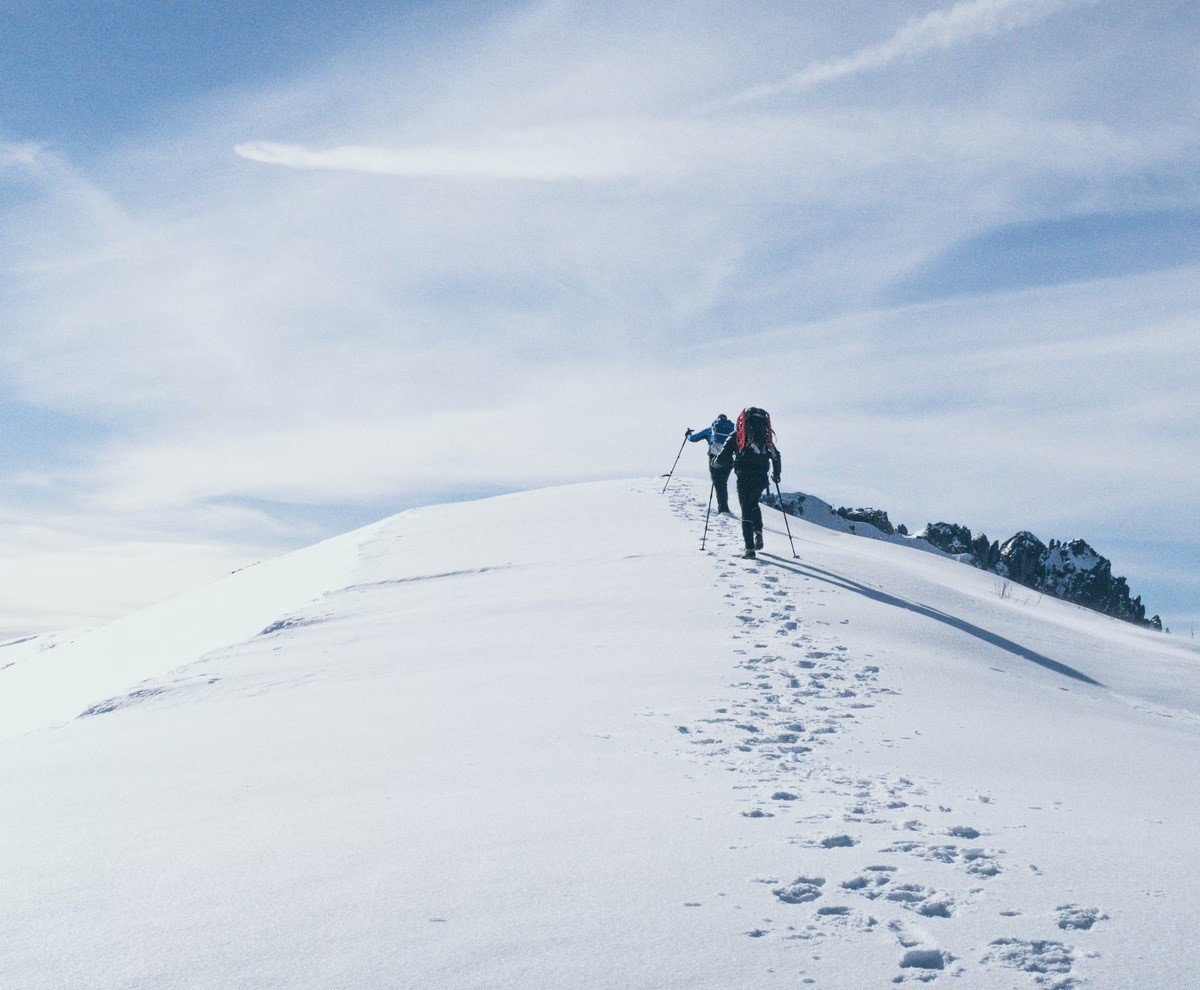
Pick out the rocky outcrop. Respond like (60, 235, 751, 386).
(924, 525, 1160, 629)
(998, 531, 1048, 588)
(771, 491, 808, 517)
(1040, 539, 1153, 624)
(920, 522, 975, 557)
(769, 491, 1161, 630)
(835, 507, 894, 535)
(920, 523, 1005, 570)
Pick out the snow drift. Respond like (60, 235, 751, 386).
(2, 479, 1197, 989)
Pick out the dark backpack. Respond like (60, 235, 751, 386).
(736, 407, 773, 450)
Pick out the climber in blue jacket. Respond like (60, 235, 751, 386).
(686, 413, 736, 513)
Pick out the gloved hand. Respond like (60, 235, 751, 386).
(685, 428, 693, 437)
(772, 473, 781, 484)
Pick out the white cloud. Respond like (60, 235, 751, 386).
(0, 141, 41, 169)
(1, 0, 1197, 631)
(234, 122, 683, 180)
(0, 524, 260, 635)
(726, 0, 1097, 105)
(33, 261, 1200, 537)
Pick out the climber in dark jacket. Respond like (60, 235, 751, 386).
(714, 408, 782, 559)
(686, 414, 736, 513)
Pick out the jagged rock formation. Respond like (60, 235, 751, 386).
(836, 507, 895, 535)
(998, 531, 1047, 588)
(918, 525, 1159, 629)
(767, 491, 1161, 630)
(772, 492, 800, 514)
(840, 506, 897, 537)
(1041, 538, 1153, 624)
(914, 522, 1158, 626)
(922, 522, 976, 557)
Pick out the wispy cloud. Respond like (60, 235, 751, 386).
(234, 124, 682, 180)
(0, 517, 261, 634)
(0, 141, 41, 169)
(726, 0, 1096, 105)
(1, 0, 1198, 631)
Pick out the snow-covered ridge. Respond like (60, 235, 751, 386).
(2, 479, 1198, 989)
(767, 490, 1160, 629)
(0, 517, 385, 741)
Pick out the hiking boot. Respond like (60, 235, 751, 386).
(754, 529, 764, 550)
(740, 548, 757, 559)
(717, 505, 731, 514)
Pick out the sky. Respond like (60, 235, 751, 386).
(0, 0, 1197, 636)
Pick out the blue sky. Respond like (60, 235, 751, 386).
(0, 2, 453, 148)
(0, 0, 1197, 634)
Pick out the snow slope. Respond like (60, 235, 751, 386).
(2, 479, 1197, 989)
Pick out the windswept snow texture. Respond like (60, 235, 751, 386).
(2, 479, 1198, 989)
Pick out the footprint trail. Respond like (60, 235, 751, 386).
(665, 485, 1107, 987)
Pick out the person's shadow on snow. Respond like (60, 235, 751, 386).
(757, 553, 1102, 688)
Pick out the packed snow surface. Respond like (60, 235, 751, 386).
(2, 479, 1198, 989)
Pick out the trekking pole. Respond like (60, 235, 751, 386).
(662, 432, 690, 493)
(774, 479, 798, 558)
(700, 485, 714, 550)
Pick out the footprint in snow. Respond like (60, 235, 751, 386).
(1056, 904, 1108, 931)
(841, 869, 894, 896)
(962, 848, 1003, 877)
(981, 937, 1077, 987)
(773, 876, 825, 903)
(883, 883, 957, 918)
(883, 839, 1003, 878)
(899, 947, 954, 972)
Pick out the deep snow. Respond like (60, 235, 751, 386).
(2, 479, 1198, 989)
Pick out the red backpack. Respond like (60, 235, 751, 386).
(736, 408, 773, 450)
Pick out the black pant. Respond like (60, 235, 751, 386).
(736, 475, 767, 548)
(709, 457, 732, 511)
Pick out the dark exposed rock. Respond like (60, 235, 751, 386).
(989, 530, 1154, 626)
(770, 491, 807, 517)
(979, 529, 1154, 627)
(769, 490, 1160, 629)
(919, 522, 974, 556)
(999, 531, 1048, 587)
(971, 533, 1001, 570)
(835, 506, 894, 535)
(1041, 539, 1156, 626)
